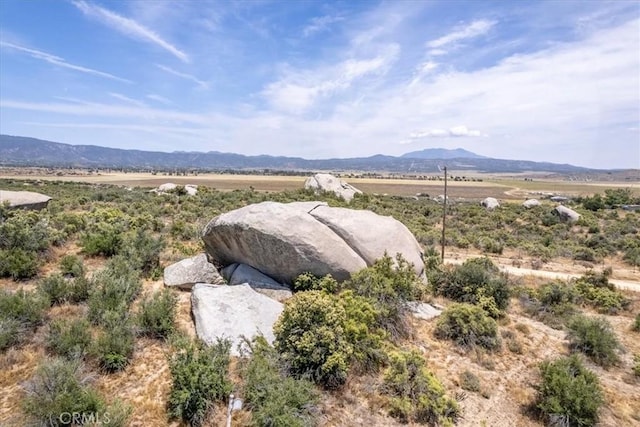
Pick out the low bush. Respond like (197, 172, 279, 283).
(632, 313, 640, 332)
(343, 254, 425, 339)
(459, 370, 481, 392)
(137, 289, 177, 339)
(88, 256, 141, 325)
(0, 289, 49, 330)
(80, 224, 123, 257)
(120, 229, 164, 277)
(240, 336, 318, 427)
(0, 248, 40, 280)
(633, 354, 640, 377)
(434, 303, 501, 351)
(535, 355, 603, 426)
(431, 257, 510, 318)
(274, 291, 352, 389)
(381, 349, 459, 425)
(168, 338, 232, 427)
(38, 274, 71, 305)
(92, 316, 135, 373)
(59, 254, 85, 277)
(47, 318, 92, 360)
(23, 358, 105, 426)
(521, 281, 578, 328)
(567, 315, 621, 368)
(292, 272, 338, 293)
(0, 317, 24, 351)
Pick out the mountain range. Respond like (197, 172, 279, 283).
(0, 134, 595, 174)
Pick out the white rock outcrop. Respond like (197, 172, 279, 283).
(304, 173, 362, 202)
(481, 197, 500, 210)
(163, 254, 225, 289)
(0, 190, 51, 210)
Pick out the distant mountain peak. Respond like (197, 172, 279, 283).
(401, 148, 485, 160)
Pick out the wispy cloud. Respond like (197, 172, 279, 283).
(263, 44, 400, 113)
(303, 14, 344, 37)
(408, 125, 484, 140)
(146, 94, 172, 105)
(72, 0, 189, 63)
(156, 64, 208, 89)
(109, 92, 146, 107)
(427, 19, 496, 53)
(0, 41, 131, 83)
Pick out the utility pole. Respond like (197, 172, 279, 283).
(441, 166, 447, 262)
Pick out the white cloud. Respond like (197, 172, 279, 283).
(72, 0, 189, 63)
(109, 92, 146, 107)
(409, 126, 483, 139)
(303, 15, 344, 37)
(0, 41, 131, 83)
(263, 45, 399, 113)
(426, 19, 496, 51)
(156, 64, 208, 89)
(146, 94, 172, 105)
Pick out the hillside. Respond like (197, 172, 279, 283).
(0, 134, 595, 174)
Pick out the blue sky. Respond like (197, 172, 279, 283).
(0, 0, 638, 169)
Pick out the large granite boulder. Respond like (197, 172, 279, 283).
(522, 199, 540, 208)
(164, 253, 225, 289)
(191, 283, 283, 355)
(554, 205, 581, 222)
(202, 201, 424, 285)
(481, 197, 500, 210)
(0, 190, 51, 210)
(304, 173, 362, 202)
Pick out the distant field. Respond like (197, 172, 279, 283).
(0, 170, 638, 200)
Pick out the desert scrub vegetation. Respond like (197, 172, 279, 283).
(566, 314, 622, 368)
(46, 317, 92, 360)
(137, 288, 178, 339)
(534, 355, 604, 427)
(168, 338, 232, 427)
(0, 288, 49, 350)
(23, 357, 131, 427)
(239, 336, 318, 427)
(87, 256, 141, 325)
(633, 313, 640, 332)
(430, 257, 510, 318)
(381, 349, 459, 425)
(434, 303, 501, 351)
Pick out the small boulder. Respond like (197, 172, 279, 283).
(0, 190, 51, 210)
(554, 205, 581, 222)
(222, 263, 292, 302)
(164, 253, 225, 289)
(408, 302, 442, 320)
(522, 199, 540, 208)
(191, 283, 283, 355)
(158, 183, 177, 192)
(481, 197, 500, 210)
(185, 184, 198, 196)
(304, 173, 362, 202)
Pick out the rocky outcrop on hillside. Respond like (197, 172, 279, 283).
(304, 173, 362, 202)
(222, 263, 292, 301)
(0, 190, 51, 210)
(202, 201, 424, 285)
(554, 205, 581, 222)
(522, 199, 540, 208)
(191, 283, 283, 355)
(481, 197, 500, 209)
(163, 253, 225, 289)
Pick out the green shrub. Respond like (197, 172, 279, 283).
(0, 317, 24, 351)
(92, 316, 135, 373)
(137, 289, 177, 339)
(168, 338, 232, 427)
(381, 349, 459, 425)
(240, 336, 318, 427)
(567, 315, 621, 368)
(292, 272, 338, 293)
(434, 303, 501, 351)
(0, 289, 49, 329)
(344, 254, 425, 339)
(38, 274, 71, 305)
(0, 248, 40, 280)
(274, 291, 351, 389)
(633, 354, 640, 377)
(120, 229, 164, 277)
(431, 257, 510, 318)
(23, 358, 105, 426)
(81, 225, 123, 257)
(459, 370, 481, 392)
(47, 318, 92, 360)
(521, 281, 578, 328)
(535, 355, 603, 426)
(632, 313, 640, 332)
(88, 256, 141, 325)
(59, 254, 85, 277)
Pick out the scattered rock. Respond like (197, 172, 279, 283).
(408, 302, 442, 320)
(202, 201, 424, 285)
(304, 173, 362, 202)
(522, 199, 540, 208)
(222, 263, 292, 302)
(163, 253, 225, 289)
(433, 194, 449, 204)
(185, 184, 198, 196)
(481, 197, 500, 210)
(554, 205, 581, 222)
(0, 190, 52, 210)
(191, 283, 283, 355)
(157, 183, 177, 192)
